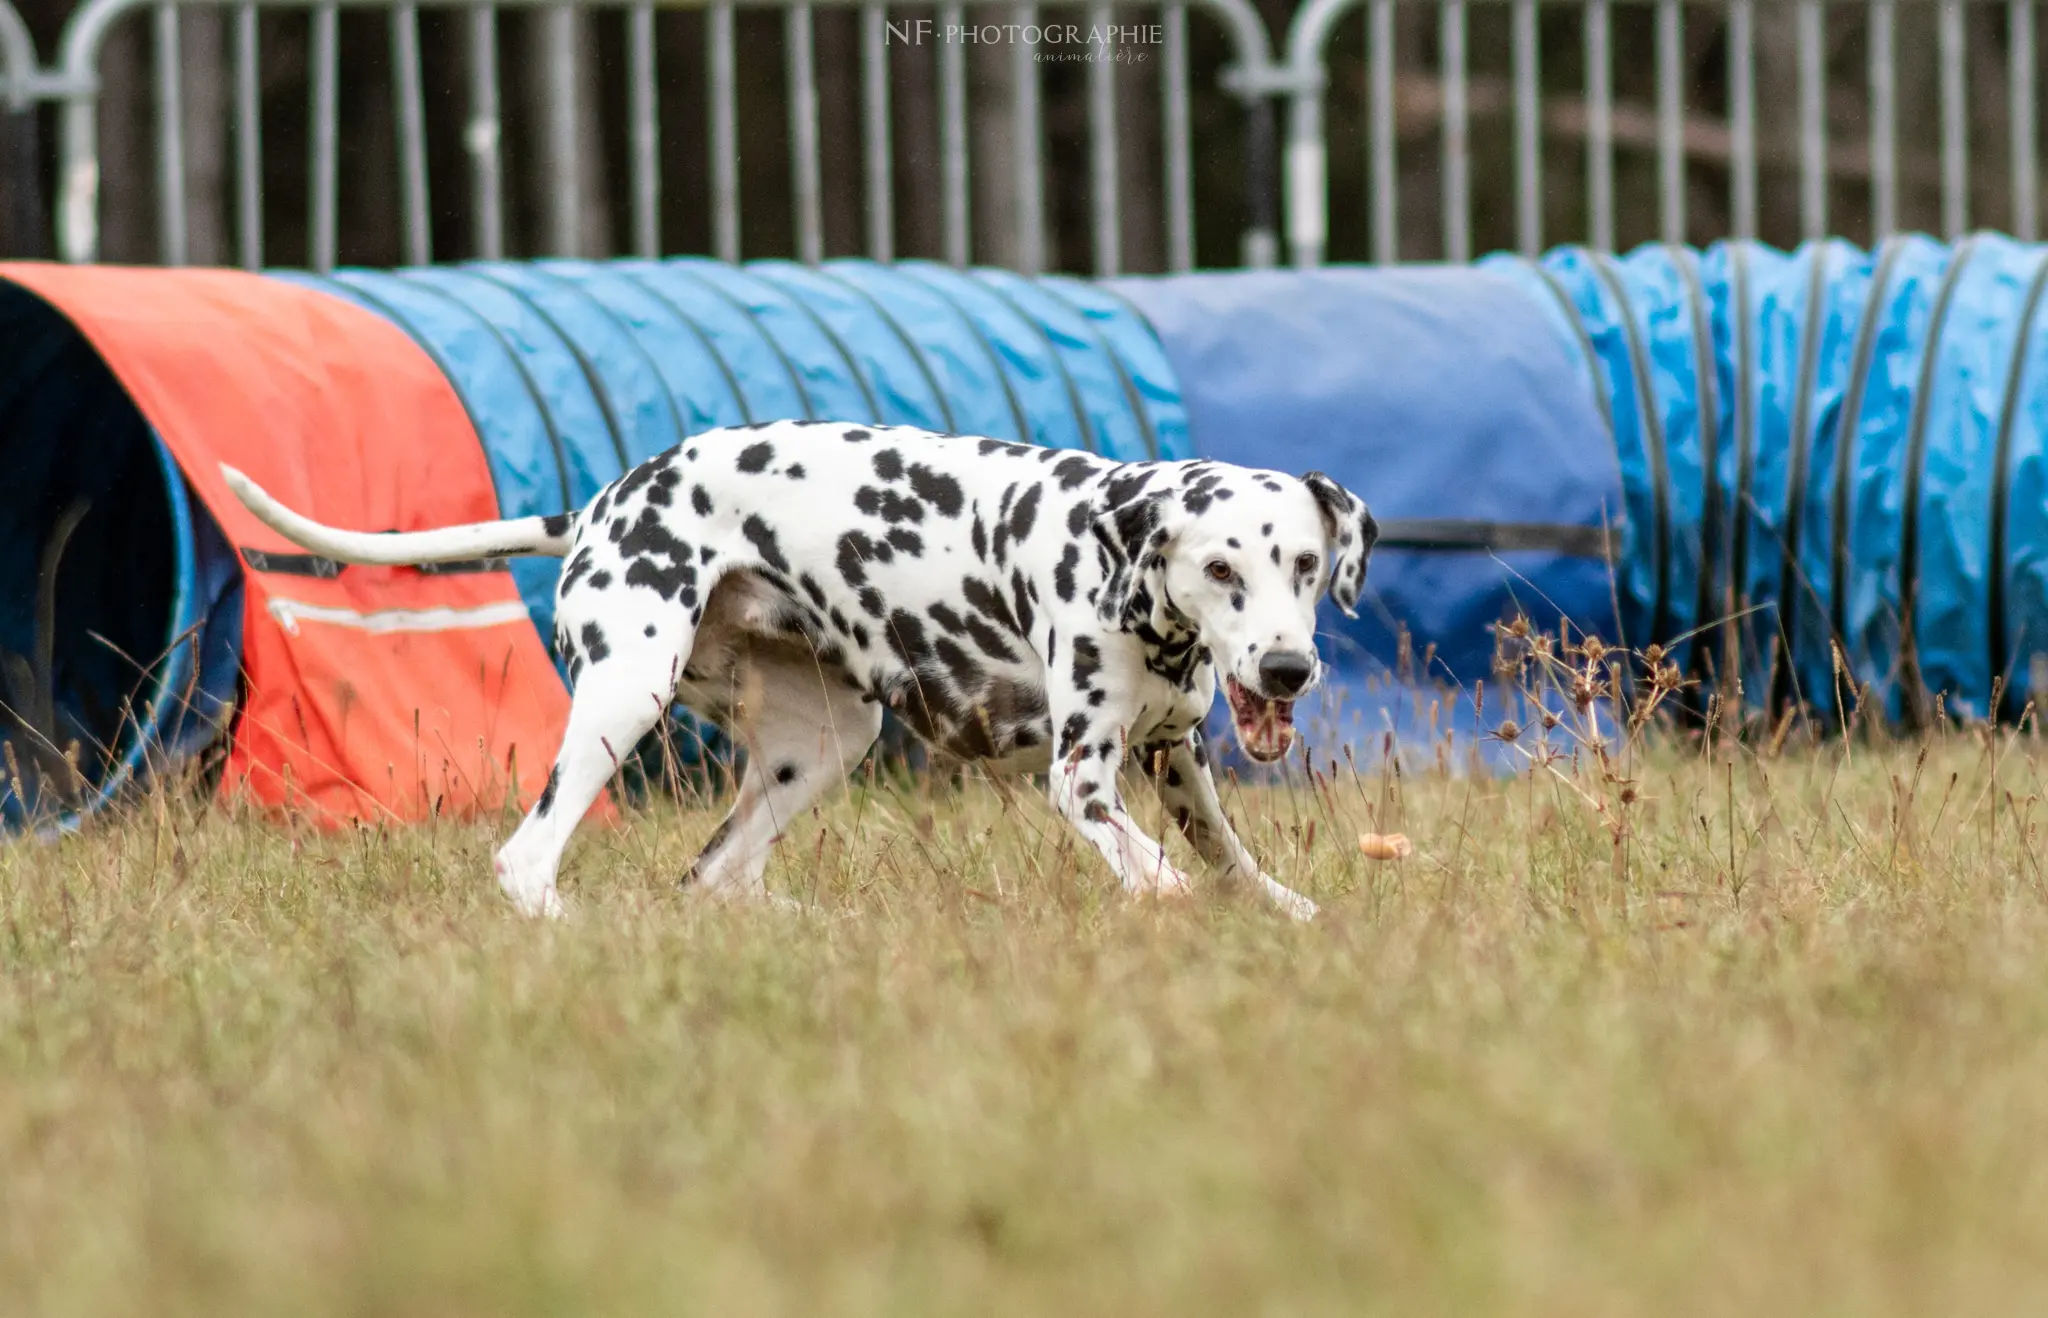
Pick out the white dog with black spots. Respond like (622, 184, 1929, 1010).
(223, 421, 1377, 921)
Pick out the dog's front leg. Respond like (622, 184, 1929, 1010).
(1140, 733, 1318, 922)
(1046, 713, 1192, 901)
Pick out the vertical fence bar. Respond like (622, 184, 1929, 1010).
(392, 0, 431, 265)
(1729, 0, 1756, 240)
(630, 0, 660, 257)
(2013, 0, 2037, 239)
(154, 3, 186, 265)
(1088, 1, 1119, 275)
(1586, 0, 1612, 249)
(1797, 0, 1826, 239)
(788, 2, 823, 263)
(1656, 0, 1684, 244)
(710, 0, 739, 261)
(1940, 0, 1967, 237)
(1369, 0, 1396, 262)
(545, 7, 579, 257)
(1015, 2, 1045, 273)
(1163, 0, 1192, 270)
(1868, 0, 1894, 236)
(1513, 0, 1541, 255)
(939, 0, 968, 266)
(1441, 0, 1468, 261)
(234, 2, 261, 269)
(468, 5, 503, 260)
(861, 4, 893, 260)
(310, 0, 338, 270)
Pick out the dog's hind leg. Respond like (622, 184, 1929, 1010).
(492, 612, 691, 917)
(683, 649, 881, 904)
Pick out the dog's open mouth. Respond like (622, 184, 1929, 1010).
(1226, 678, 1297, 763)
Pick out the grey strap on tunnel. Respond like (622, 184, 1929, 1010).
(1897, 235, 1980, 727)
(1828, 235, 1908, 710)
(1987, 249, 2048, 722)
(945, 271, 1101, 455)
(1768, 245, 1835, 716)
(1726, 243, 1756, 686)
(462, 268, 639, 475)
(1590, 251, 1673, 648)
(653, 265, 819, 420)
(1671, 242, 1725, 698)
(800, 266, 959, 433)
(1373, 519, 1613, 558)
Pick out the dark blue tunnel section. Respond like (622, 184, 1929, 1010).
(0, 280, 242, 829)
(1492, 236, 2048, 728)
(1109, 265, 1624, 765)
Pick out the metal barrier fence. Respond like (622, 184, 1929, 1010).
(1284, 0, 2048, 266)
(5, 0, 2048, 270)
(4, 0, 1283, 272)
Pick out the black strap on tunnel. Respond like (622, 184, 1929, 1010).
(239, 546, 506, 577)
(1671, 243, 1725, 699)
(1589, 252, 1674, 649)
(806, 266, 962, 434)
(1897, 235, 1980, 728)
(1767, 246, 1836, 716)
(1987, 251, 2048, 722)
(1828, 236, 1908, 711)
(1373, 519, 1614, 557)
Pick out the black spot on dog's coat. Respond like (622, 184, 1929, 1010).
(742, 515, 791, 572)
(580, 621, 612, 664)
(691, 485, 713, 516)
(535, 766, 561, 816)
(907, 464, 965, 517)
(774, 763, 799, 785)
(542, 512, 573, 537)
(737, 442, 775, 473)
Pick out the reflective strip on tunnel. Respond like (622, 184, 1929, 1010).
(266, 597, 534, 637)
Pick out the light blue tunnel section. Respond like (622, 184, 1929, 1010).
(1497, 236, 2048, 727)
(275, 257, 1190, 758)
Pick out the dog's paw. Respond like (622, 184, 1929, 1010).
(1252, 873, 1318, 922)
(506, 885, 566, 920)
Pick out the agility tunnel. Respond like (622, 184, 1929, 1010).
(0, 258, 1188, 828)
(7, 238, 2048, 828)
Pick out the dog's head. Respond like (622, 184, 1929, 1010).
(1094, 465, 1377, 763)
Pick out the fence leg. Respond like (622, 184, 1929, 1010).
(0, 106, 44, 259)
(1243, 93, 1278, 270)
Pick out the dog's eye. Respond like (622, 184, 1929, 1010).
(1296, 553, 1320, 576)
(1205, 559, 1234, 583)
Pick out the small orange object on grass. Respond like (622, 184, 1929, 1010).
(1358, 832, 1415, 860)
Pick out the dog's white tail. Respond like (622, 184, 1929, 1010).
(220, 464, 577, 566)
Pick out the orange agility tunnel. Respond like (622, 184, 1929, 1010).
(0, 259, 1188, 831)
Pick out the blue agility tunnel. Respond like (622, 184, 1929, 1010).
(1486, 236, 2048, 729)
(7, 242, 2048, 825)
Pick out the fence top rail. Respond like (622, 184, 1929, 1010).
(52, 0, 1279, 99)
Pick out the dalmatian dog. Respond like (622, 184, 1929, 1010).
(221, 421, 1376, 921)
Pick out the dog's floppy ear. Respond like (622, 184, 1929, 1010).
(1301, 471, 1377, 619)
(1091, 489, 1181, 633)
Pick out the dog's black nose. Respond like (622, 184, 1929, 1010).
(1258, 650, 1315, 699)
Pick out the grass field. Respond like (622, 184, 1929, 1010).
(6, 704, 2048, 1315)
